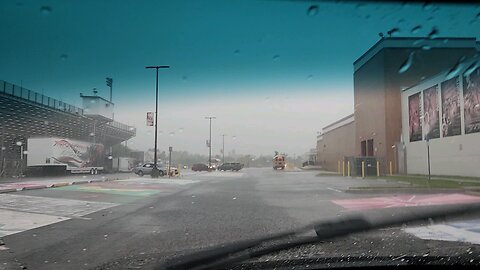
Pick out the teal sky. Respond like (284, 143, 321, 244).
(1, 1, 479, 155)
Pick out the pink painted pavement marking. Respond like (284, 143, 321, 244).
(332, 193, 480, 211)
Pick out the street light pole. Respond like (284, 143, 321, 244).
(205, 116, 216, 169)
(221, 134, 226, 164)
(146, 65, 170, 177)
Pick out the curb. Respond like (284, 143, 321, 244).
(0, 176, 121, 194)
(0, 188, 17, 193)
(346, 188, 467, 194)
(72, 180, 90, 185)
(22, 185, 47, 190)
(52, 182, 70, 187)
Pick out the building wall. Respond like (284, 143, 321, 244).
(354, 50, 386, 158)
(354, 44, 477, 173)
(401, 62, 480, 177)
(383, 48, 477, 171)
(316, 135, 324, 167)
(318, 119, 356, 171)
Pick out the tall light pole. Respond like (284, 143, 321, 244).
(146, 65, 170, 177)
(106, 77, 113, 102)
(205, 116, 216, 169)
(221, 134, 227, 164)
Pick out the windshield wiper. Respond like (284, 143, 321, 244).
(160, 203, 480, 270)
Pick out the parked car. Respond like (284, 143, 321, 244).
(218, 162, 244, 171)
(191, 163, 209, 171)
(132, 163, 166, 176)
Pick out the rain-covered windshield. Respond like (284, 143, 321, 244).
(1, 0, 480, 269)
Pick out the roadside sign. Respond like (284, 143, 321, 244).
(146, 112, 154, 126)
(169, 146, 173, 152)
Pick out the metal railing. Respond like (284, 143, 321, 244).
(0, 80, 84, 115)
(1, 80, 136, 133)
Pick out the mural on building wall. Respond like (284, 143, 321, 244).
(441, 77, 461, 137)
(408, 92, 422, 142)
(463, 66, 480, 134)
(423, 85, 440, 139)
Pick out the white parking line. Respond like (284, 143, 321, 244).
(327, 187, 342, 193)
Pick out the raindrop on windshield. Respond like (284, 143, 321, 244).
(307, 5, 319, 16)
(445, 56, 467, 80)
(60, 54, 68, 61)
(233, 49, 240, 55)
(169, 132, 175, 136)
(421, 45, 431, 50)
(387, 28, 400, 37)
(179, 127, 184, 133)
(398, 52, 415, 74)
(40, 6, 52, 15)
(273, 55, 280, 61)
(307, 74, 313, 80)
(411, 25, 422, 34)
(428, 27, 439, 39)
(182, 75, 188, 81)
(423, 3, 433, 11)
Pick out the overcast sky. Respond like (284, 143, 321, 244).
(1, 0, 479, 156)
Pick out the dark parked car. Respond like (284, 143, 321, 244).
(191, 163, 209, 171)
(217, 162, 244, 171)
(132, 163, 166, 176)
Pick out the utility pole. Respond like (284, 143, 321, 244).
(146, 65, 170, 177)
(205, 116, 216, 169)
(221, 134, 226, 164)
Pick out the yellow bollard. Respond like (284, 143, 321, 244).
(347, 161, 351, 177)
(342, 161, 345, 176)
(361, 161, 365, 178)
(389, 161, 393, 176)
(376, 161, 380, 177)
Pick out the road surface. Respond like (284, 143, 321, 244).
(1, 168, 480, 269)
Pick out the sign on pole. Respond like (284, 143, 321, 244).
(146, 112, 154, 126)
(169, 146, 173, 152)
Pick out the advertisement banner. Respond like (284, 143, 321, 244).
(423, 85, 440, 139)
(52, 139, 104, 168)
(441, 77, 461, 137)
(146, 112, 154, 126)
(463, 66, 480, 134)
(408, 93, 422, 142)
